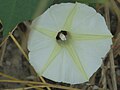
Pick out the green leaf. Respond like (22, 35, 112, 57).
(52, 0, 108, 10)
(0, 0, 53, 36)
(53, 0, 107, 4)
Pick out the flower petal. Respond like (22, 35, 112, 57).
(43, 48, 87, 84)
(31, 8, 58, 31)
(73, 39, 112, 78)
(63, 2, 77, 31)
(71, 3, 112, 35)
(71, 33, 113, 40)
(29, 40, 56, 75)
(65, 44, 88, 80)
(28, 30, 55, 51)
(32, 3, 76, 32)
(31, 25, 56, 38)
(39, 43, 62, 75)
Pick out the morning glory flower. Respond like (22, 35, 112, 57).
(28, 2, 113, 84)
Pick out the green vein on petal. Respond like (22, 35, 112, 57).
(71, 33, 113, 40)
(32, 25, 56, 38)
(39, 44, 61, 75)
(65, 44, 88, 80)
(63, 3, 77, 31)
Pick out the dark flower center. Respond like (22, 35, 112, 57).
(56, 31, 67, 41)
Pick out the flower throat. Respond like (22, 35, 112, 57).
(56, 31, 68, 41)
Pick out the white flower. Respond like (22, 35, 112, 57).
(28, 2, 113, 84)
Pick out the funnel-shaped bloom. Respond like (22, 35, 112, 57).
(28, 2, 112, 84)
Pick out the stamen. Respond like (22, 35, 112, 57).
(59, 33, 67, 41)
(56, 31, 67, 41)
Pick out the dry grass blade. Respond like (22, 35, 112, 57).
(113, 31, 120, 57)
(0, 72, 18, 80)
(110, 0, 120, 20)
(105, 2, 110, 30)
(0, 40, 7, 66)
(106, 74, 113, 90)
(117, 0, 120, 3)
(0, 72, 43, 90)
(39, 77, 51, 90)
(0, 80, 80, 90)
(109, 48, 117, 90)
(0, 25, 17, 47)
(9, 32, 51, 90)
(0, 36, 9, 47)
(9, 32, 28, 60)
(2, 86, 43, 90)
(101, 62, 107, 89)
